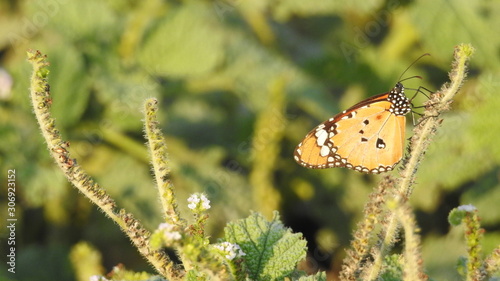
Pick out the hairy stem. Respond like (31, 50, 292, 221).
(144, 98, 184, 226)
(484, 245, 500, 278)
(341, 44, 475, 280)
(339, 177, 392, 281)
(393, 200, 426, 281)
(27, 50, 182, 279)
(367, 43, 475, 280)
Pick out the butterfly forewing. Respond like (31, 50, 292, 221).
(294, 83, 410, 173)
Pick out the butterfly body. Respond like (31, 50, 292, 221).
(294, 82, 411, 174)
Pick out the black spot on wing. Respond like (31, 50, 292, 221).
(376, 138, 386, 149)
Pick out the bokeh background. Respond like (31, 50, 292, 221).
(0, 0, 499, 280)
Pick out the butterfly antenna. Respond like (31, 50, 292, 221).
(399, 75, 422, 83)
(397, 53, 431, 82)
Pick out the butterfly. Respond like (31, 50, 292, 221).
(294, 55, 429, 174)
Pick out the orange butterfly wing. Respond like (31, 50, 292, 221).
(294, 83, 410, 173)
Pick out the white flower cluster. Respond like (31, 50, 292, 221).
(187, 193, 211, 211)
(215, 242, 246, 260)
(89, 276, 109, 281)
(457, 204, 477, 212)
(159, 222, 182, 241)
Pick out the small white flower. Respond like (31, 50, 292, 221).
(158, 222, 181, 241)
(187, 194, 200, 210)
(187, 193, 211, 210)
(0, 68, 13, 100)
(200, 194, 211, 210)
(89, 276, 108, 281)
(165, 231, 182, 241)
(188, 195, 201, 204)
(458, 204, 477, 212)
(232, 243, 246, 258)
(215, 242, 246, 261)
(225, 251, 237, 260)
(158, 222, 174, 230)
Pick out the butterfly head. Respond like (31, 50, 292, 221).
(388, 82, 411, 116)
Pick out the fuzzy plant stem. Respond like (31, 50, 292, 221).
(144, 98, 184, 226)
(483, 245, 500, 278)
(397, 44, 475, 198)
(450, 205, 495, 280)
(344, 44, 475, 281)
(367, 44, 475, 280)
(339, 176, 392, 281)
(462, 210, 484, 281)
(392, 200, 426, 281)
(27, 50, 182, 280)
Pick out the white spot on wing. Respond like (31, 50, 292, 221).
(315, 129, 328, 146)
(320, 145, 329, 157)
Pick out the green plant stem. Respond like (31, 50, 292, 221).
(359, 44, 475, 280)
(463, 211, 483, 281)
(101, 127, 150, 163)
(144, 98, 183, 226)
(250, 77, 287, 218)
(393, 200, 426, 281)
(484, 245, 500, 278)
(27, 50, 181, 279)
(399, 43, 475, 197)
(339, 177, 392, 281)
(27, 49, 117, 221)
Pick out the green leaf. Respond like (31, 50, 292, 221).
(296, 271, 328, 281)
(30, 0, 120, 42)
(410, 0, 500, 70)
(379, 254, 404, 281)
(46, 44, 91, 128)
(448, 208, 466, 226)
(224, 211, 307, 281)
(448, 205, 477, 226)
(138, 2, 224, 78)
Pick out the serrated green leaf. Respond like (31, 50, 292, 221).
(224, 211, 307, 281)
(379, 254, 404, 281)
(297, 271, 327, 281)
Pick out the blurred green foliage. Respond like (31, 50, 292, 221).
(0, 0, 498, 280)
